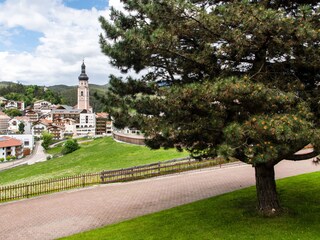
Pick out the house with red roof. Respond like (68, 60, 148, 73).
(0, 136, 23, 161)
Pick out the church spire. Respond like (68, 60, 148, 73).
(77, 61, 91, 112)
(78, 60, 89, 81)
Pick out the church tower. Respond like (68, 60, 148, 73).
(77, 61, 92, 112)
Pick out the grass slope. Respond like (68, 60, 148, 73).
(0, 137, 187, 186)
(63, 171, 320, 240)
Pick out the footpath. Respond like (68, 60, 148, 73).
(0, 159, 319, 240)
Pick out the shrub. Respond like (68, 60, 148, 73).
(41, 131, 54, 150)
(6, 155, 16, 161)
(61, 139, 80, 155)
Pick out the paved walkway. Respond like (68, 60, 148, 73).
(0, 160, 318, 240)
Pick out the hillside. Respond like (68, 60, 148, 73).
(0, 81, 109, 112)
(48, 83, 108, 112)
(0, 82, 62, 106)
(0, 137, 188, 186)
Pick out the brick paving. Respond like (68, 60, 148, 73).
(0, 160, 319, 240)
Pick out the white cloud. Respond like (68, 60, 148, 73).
(0, 0, 127, 86)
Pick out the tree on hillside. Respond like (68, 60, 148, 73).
(99, 0, 320, 215)
(18, 122, 25, 134)
(0, 83, 62, 106)
(41, 131, 54, 150)
(4, 109, 22, 117)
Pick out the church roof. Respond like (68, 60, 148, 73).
(78, 61, 89, 81)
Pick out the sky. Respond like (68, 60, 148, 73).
(0, 0, 128, 86)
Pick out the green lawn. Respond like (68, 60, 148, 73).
(63, 171, 320, 240)
(46, 145, 63, 155)
(0, 137, 188, 185)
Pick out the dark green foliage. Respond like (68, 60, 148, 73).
(61, 139, 80, 155)
(4, 109, 22, 117)
(0, 83, 62, 106)
(99, 0, 320, 163)
(99, 0, 320, 214)
(18, 122, 25, 134)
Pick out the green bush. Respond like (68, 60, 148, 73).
(6, 155, 16, 161)
(61, 139, 80, 155)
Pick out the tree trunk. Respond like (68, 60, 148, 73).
(255, 164, 281, 216)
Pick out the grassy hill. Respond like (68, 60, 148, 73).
(0, 137, 188, 186)
(63, 171, 320, 240)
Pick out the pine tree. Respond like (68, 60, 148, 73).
(99, 0, 320, 215)
(18, 122, 25, 134)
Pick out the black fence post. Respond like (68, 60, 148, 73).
(82, 175, 86, 188)
(158, 162, 161, 175)
(26, 184, 30, 198)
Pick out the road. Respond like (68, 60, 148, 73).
(0, 159, 318, 240)
(0, 141, 48, 172)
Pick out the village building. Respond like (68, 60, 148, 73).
(63, 118, 77, 137)
(75, 113, 96, 136)
(25, 109, 39, 123)
(0, 136, 23, 161)
(4, 100, 25, 111)
(47, 125, 64, 140)
(50, 107, 87, 123)
(0, 111, 11, 133)
(32, 120, 49, 138)
(0, 62, 108, 142)
(8, 116, 32, 134)
(2, 134, 35, 152)
(33, 100, 52, 110)
(96, 112, 112, 135)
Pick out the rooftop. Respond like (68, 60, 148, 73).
(0, 136, 22, 148)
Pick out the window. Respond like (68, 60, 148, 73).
(86, 116, 89, 124)
(24, 141, 29, 146)
(81, 91, 84, 96)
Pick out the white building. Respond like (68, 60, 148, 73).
(75, 113, 96, 136)
(63, 118, 77, 137)
(0, 136, 23, 161)
(3, 134, 35, 151)
(0, 111, 10, 132)
(8, 116, 32, 134)
(4, 100, 25, 111)
(33, 100, 52, 110)
(32, 122, 48, 138)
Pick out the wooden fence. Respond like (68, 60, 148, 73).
(0, 157, 242, 203)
